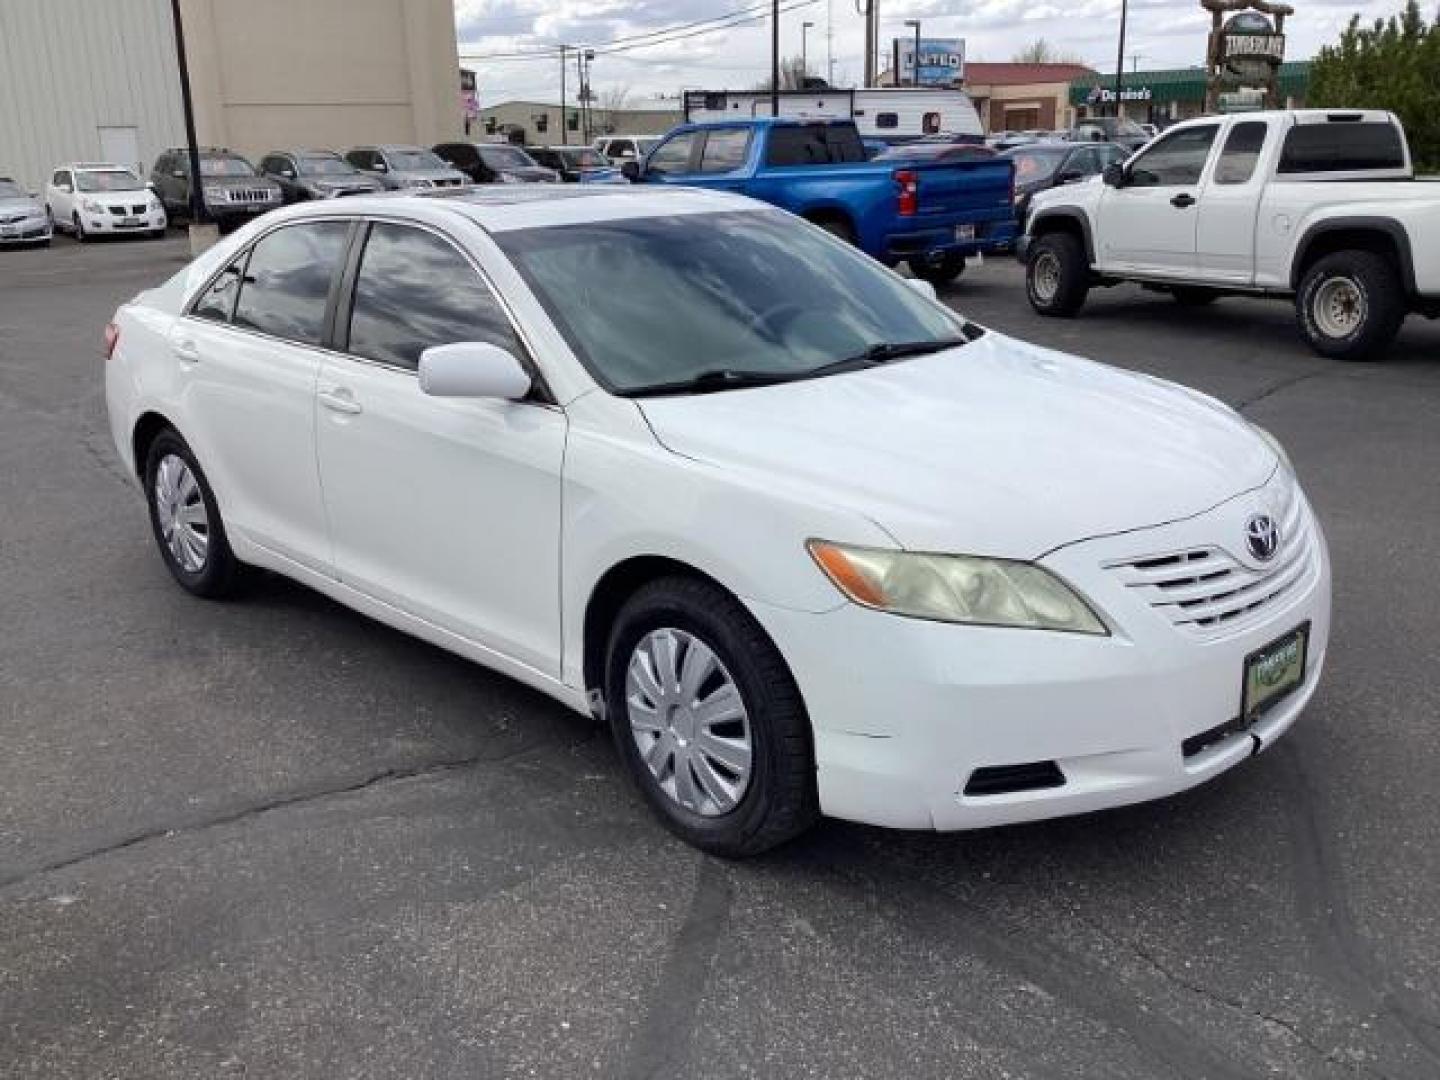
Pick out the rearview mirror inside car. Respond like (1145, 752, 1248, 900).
(419, 342, 532, 401)
(1102, 162, 1125, 188)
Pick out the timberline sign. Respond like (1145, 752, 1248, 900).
(1203, 0, 1292, 111)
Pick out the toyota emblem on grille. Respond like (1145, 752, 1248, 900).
(1245, 514, 1280, 562)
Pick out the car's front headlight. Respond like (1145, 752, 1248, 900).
(203, 185, 225, 202)
(148, 197, 162, 212)
(81, 198, 103, 213)
(1250, 423, 1292, 473)
(808, 540, 1108, 635)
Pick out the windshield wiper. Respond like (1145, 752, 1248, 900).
(622, 368, 804, 398)
(807, 336, 971, 378)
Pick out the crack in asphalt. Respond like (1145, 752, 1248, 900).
(1234, 370, 1332, 413)
(0, 734, 586, 893)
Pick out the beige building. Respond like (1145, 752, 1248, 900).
(478, 100, 683, 146)
(960, 63, 1095, 133)
(0, 0, 464, 191)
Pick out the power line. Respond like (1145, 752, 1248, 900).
(458, 2, 778, 60)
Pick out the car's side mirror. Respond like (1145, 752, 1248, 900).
(146, 181, 157, 192)
(620, 160, 641, 182)
(280, 168, 295, 179)
(373, 161, 388, 173)
(172, 169, 185, 179)
(1057, 169, 1084, 184)
(1102, 162, 1126, 188)
(419, 342, 532, 401)
(905, 278, 938, 302)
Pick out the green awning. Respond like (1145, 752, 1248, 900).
(1069, 61, 1311, 106)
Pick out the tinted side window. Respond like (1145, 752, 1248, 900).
(648, 132, 699, 174)
(192, 255, 247, 323)
(698, 129, 750, 173)
(232, 222, 350, 345)
(764, 125, 867, 167)
(1278, 122, 1404, 173)
(1215, 121, 1268, 185)
(346, 223, 522, 372)
(1128, 125, 1218, 186)
(875, 113, 899, 130)
(52, 170, 66, 185)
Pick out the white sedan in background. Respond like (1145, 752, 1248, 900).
(103, 188, 1331, 855)
(47, 163, 166, 240)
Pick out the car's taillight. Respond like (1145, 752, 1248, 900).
(894, 169, 918, 217)
(103, 321, 119, 360)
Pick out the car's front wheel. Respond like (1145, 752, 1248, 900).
(1025, 232, 1089, 316)
(604, 576, 818, 857)
(144, 429, 246, 598)
(1296, 250, 1405, 361)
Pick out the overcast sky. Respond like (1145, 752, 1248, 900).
(454, 0, 1407, 106)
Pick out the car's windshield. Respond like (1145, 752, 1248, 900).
(76, 169, 144, 192)
(496, 209, 966, 395)
(299, 155, 356, 176)
(390, 149, 446, 170)
(480, 146, 539, 169)
(199, 155, 256, 177)
(1007, 149, 1068, 183)
(563, 148, 607, 167)
(0, 181, 23, 198)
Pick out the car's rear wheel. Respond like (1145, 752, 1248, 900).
(604, 576, 817, 857)
(1025, 232, 1088, 316)
(143, 429, 246, 598)
(1172, 286, 1218, 307)
(1296, 250, 1405, 361)
(910, 251, 967, 286)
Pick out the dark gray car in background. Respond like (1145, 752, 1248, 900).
(149, 148, 281, 231)
(259, 150, 384, 203)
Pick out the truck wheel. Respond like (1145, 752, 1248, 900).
(1296, 251, 1405, 361)
(1026, 233, 1088, 317)
(1172, 287, 1218, 307)
(911, 252, 966, 286)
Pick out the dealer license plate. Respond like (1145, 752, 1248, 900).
(119, 217, 141, 227)
(1241, 623, 1308, 722)
(954, 223, 975, 242)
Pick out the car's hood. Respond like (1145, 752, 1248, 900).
(501, 167, 559, 182)
(395, 168, 467, 184)
(636, 332, 1276, 559)
(78, 189, 151, 206)
(0, 195, 42, 215)
(578, 168, 627, 184)
(203, 176, 278, 190)
(308, 176, 382, 192)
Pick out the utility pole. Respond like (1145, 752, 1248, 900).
(1112, 0, 1128, 117)
(771, 0, 780, 115)
(827, 0, 834, 85)
(859, 0, 875, 87)
(802, 21, 813, 82)
(168, 0, 210, 250)
(559, 44, 568, 145)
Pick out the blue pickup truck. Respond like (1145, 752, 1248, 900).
(621, 117, 1016, 284)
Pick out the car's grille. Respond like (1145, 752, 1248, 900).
(1105, 483, 1317, 636)
(106, 205, 147, 217)
(225, 188, 272, 203)
(0, 212, 29, 225)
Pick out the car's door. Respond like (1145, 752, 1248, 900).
(172, 220, 351, 573)
(313, 219, 565, 674)
(1194, 119, 1270, 284)
(638, 130, 702, 185)
(690, 128, 753, 193)
(1096, 123, 1219, 276)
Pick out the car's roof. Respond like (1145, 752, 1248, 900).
(267, 184, 754, 234)
(61, 162, 137, 171)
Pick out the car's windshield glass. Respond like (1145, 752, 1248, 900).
(299, 155, 355, 175)
(0, 181, 24, 198)
(1007, 149, 1067, 183)
(480, 146, 539, 169)
(496, 209, 965, 395)
(199, 156, 256, 177)
(76, 169, 144, 192)
(564, 148, 607, 167)
(390, 149, 446, 170)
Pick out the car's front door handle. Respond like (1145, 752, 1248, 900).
(1170, 193, 1196, 209)
(173, 338, 200, 364)
(318, 388, 363, 415)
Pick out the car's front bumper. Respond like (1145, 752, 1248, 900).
(0, 221, 52, 244)
(79, 211, 167, 234)
(746, 473, 1332, 831)
(886, 218, 1019, 261)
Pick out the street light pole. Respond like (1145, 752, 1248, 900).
(167, 0, 207, 236)
(1113, 0, 1128, 117)
(905, 19, 921, 87)
(771, 0, 781, 115)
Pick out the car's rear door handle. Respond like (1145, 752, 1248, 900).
(172, 338, 200, 364)
(318, 387, 363, 415)
(1170, 193, 1196, 209)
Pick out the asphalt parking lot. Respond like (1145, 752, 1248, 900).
(3, 232, 1440, 1080)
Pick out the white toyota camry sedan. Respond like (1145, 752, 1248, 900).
(104, 187, 1331, 855)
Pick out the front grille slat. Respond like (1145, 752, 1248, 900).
(1104, 485, 1319, 638)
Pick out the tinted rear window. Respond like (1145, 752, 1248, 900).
(1278, 122, 1404, 173)
(764, 125, 867, 167)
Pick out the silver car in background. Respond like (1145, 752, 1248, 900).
(0, 178, 52, 247)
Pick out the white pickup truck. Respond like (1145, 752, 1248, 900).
(1019, 109, 1440, 360)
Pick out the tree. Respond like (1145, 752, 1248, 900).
(752, 55, 811, 92)
(1011, 38, 1086, 65)
(594, 84, 632, 136)
(1309, 0, 1440, 171)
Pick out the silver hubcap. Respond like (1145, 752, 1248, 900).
(1032, 251, 1061, 302)
(154, 454, 209, 573)
(1313, 276, 1366, 338)
(626, 628, 753, 817)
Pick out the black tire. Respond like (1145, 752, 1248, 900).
(143, 429, 246, 598)
(1025, 231, 1089, 316)
(149, 229, 166, 240)
(72, 212, 86, 243)
(1172, 286, 1218, 307)
(810, 215, 856, 245)
(1296, 250, 1406, 361)
(910, 251, 967, 285)
(604, 576, 818, 857)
